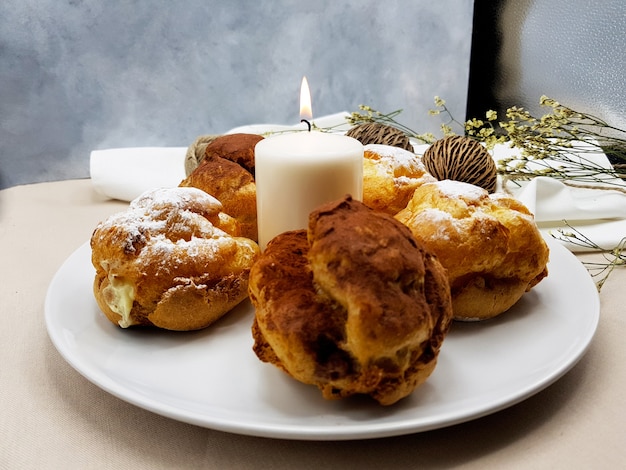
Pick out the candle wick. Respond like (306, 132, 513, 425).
(301, 119, 312, 132)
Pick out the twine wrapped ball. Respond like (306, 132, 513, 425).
(422, 135, 497, 193)
(346, 123, 413, 151)
(184, 134, 220, 176)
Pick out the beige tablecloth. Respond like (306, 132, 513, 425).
(1, 179, 624, 469)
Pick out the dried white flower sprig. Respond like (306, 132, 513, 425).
(465, 96, 626, 188)
(552, 223, 626, 291)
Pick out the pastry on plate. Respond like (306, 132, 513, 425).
(395, 180, 549, 321)
(249, 196, 453, 405)
(91, 187, 260, 331)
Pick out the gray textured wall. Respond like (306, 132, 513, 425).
(0, 1, 474, 189)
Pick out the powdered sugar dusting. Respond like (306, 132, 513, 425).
(93, 187, 229, 254)
(133, 187, 222, 215)
(434, 179, 487, 201)
(489, 191, 535, 220)
(419, 208, 454, 224)
(365, 144, 429, 177)
(414, 209, 455, 240)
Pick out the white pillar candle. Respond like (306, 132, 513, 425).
(255, 131, 363, 249)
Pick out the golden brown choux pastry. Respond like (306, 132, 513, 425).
(249, 196, 453, 405)
(91, 187, 260, 331)
(362, 144, 436, 215)
(395, 180, 549, 321)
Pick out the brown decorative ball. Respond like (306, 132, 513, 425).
(346, 123, 413, 151)
(422, 135, 497, 193)
(184, 134, 220, 176)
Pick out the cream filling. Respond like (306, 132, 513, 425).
(102, 267, 135, 328)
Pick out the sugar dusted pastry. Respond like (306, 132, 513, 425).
(395, 180, 549, 321)
(249, 196, 453, 406)
(90, 187, 260, 331)
(362, 144, 436, 215)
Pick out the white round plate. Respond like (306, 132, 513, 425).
(45, 238, 599, 440)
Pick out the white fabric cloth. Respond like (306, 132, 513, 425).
(516, 177, 626, 222)
(90, 147, 187, 201)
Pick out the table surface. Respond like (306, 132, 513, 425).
(1, 179, 625, 470)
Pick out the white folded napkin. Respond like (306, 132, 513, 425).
(515, 177, 626, 222)
(90, 147, 187, 201)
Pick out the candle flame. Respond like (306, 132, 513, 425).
(299, 76, 313, 122)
